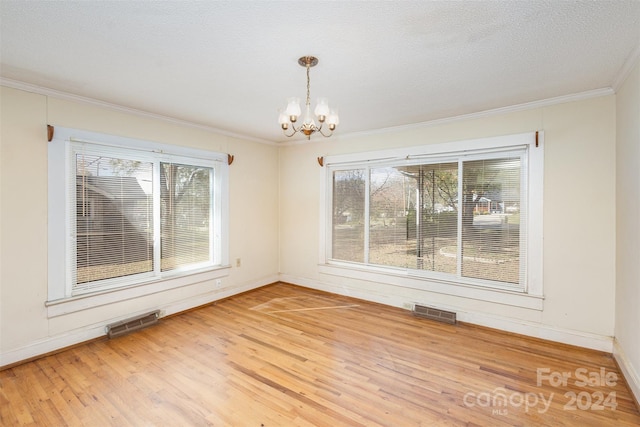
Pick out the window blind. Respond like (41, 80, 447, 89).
(328, 148, 528, 290)
(160, 162, 213, 272)
(461, 157, 525, 285)
(73, 152, 154, 291)
(332, 169, 366, 263)
(69, 143, 219, 294)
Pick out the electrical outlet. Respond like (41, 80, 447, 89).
(236, 258, 241, 267)
(215, 279, 222, 289)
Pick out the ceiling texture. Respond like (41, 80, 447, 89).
(1, 1, 639, 144)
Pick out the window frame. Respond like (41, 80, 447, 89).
(319, 132, 544, 310)
(47, 127, 230, 316)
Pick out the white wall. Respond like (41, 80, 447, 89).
(279, 95, 617, 351)
(0, 86, 280, 366)
(0, 84, 626, 371)
(615, 59, 640, 403)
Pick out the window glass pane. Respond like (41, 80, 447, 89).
(461, 157, 522, 284)
(368, 163, 458, 272)
(332, 169, 365, 263)
(161, 163, 212, 271)
(368, 166, 415, 268)
(413, 162, 459, 273)
(75, 154, 153, 285)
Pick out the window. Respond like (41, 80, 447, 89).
(322, 132, 543, 301)
(48, 127, 229, 307)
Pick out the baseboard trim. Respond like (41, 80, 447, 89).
(613, 339, 640, 409)
(0, 276, 276, 369)
(279, 274, 613, 353)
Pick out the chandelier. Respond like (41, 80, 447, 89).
(278, 56, 339, 139)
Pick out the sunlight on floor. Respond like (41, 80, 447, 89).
(250, 296, 359, 314)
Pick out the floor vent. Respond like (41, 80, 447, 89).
(412, 304, 457, 325)
(106, 310, 160, 339)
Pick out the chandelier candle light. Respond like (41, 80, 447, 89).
(279, 56, 339, 139)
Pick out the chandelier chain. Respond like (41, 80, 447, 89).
(306, 63, 311, 107)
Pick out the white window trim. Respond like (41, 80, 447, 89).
(45, 267, 231, 317)
(318, 132, 544, 310)
(47, 127, 230, 317)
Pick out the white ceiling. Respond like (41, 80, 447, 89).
(1, 1, 639, 144)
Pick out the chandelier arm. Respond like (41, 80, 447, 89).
(282, 124, 299, 138)
(316, 125, 334, 138)
(316, 123, 333, 138)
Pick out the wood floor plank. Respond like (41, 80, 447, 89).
(1, 282, 639, 426)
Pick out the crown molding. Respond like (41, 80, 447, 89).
(338, 87, 615, 141)
(279, 87, 614, 145)
(612, 44, 640, 92)
(0, 77, 277, 146)
(2, 77, 614, 147)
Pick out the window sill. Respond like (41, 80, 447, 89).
(46, 266, 231, 318)
(318, 263, 543, 310)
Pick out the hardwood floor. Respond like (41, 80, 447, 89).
(1, 282, 639, 426)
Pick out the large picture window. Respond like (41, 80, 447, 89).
(323, 132, 543, 296)
(48, 128, 229, 304)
